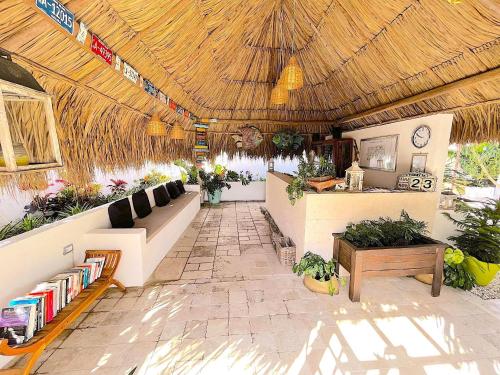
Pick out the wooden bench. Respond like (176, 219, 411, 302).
(0, 250, 124, 375)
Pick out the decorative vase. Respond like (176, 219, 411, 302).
(208, 189, 222, 204)
(463, 256, 500, 286)
(303, 275, 339, 295)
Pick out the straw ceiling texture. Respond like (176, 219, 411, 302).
(0, 0, 499, 190)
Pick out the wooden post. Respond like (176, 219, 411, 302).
(349, 251, 363, 302)
(432, 247, 445, 297)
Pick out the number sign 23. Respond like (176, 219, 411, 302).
(409, 177, 436, 192)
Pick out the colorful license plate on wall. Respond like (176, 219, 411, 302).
(91, 35, 113, 65)
(36, 0, 74, 34)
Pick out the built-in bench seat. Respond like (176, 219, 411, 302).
(134, 192, 198, 241)
(81, 183, 200, 287)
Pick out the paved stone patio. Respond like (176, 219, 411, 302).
(23, 202, 500, 374)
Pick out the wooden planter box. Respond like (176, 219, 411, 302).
(332, 235, 447, 302)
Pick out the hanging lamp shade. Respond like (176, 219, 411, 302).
(146, 112, 167, 136)
(270, 77, 289, 105)
(170, 122, 186, 140)
(282, 56, 304, 90)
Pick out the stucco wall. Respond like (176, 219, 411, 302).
(343, 113, 453, 189)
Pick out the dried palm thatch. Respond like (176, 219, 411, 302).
(0, 0, 499, 191)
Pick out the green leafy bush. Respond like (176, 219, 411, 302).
(342, 210, 428, 247)
(272, 130, 304, 153)
(444, 199, 499, 263)
(443, 248, 475, 290)
(199, 169, 231, 196)
(292, 252, 345, 295)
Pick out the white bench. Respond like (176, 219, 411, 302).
(81, 186, 200, 287)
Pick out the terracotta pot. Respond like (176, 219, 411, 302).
(303, 275, 339, 295)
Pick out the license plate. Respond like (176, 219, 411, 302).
(36, 0, 74, 34)
(91, 35, 113, 65)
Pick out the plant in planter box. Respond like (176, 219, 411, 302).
(443, 247, 475, 290)
(199, 167, 231, 204)
(293, 252, 346, 295)
(443, 199, 500, 285)
(342, 210, 428, 248)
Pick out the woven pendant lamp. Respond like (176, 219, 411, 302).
(270, 77, 289, 105)
(146, 111, 167, 136)
(170, 122, 185, 140)
(282, 56, 303, 90)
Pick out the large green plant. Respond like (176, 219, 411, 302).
(443, 248, 475, 290)
(286, 157, 336, 205)
(272, 130, 304, 153)
(199, 169, 231, 196)
(342, 210, 428, 247)
(444, 199, 499, 264)
(292, 252, 345, 295)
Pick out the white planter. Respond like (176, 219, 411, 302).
(219, 181, 266, 201)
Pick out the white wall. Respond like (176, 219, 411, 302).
(219, 181, 266, 201)
(343, 114, 453, 189)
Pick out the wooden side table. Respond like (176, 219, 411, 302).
(332, 234, 446, 302)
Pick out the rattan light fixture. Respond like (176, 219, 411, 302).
(270, 78, 289, 105)
(282, 55, 303, 90)
(170, 122, 185, 140)
(282, 0, 303, 90)
(146, 111, 167, 136)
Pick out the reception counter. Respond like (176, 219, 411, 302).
(265, 172, 441, 261)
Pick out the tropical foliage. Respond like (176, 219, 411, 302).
(443, 248, 476, 290)
(199, 167, 232, 196)
(342, 210, 428, 248)
(444, 199, 500, 264)
(272, 130, 304, 153)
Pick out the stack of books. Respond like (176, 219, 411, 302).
(0, 257, 106, 346)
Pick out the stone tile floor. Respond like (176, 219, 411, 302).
(23, 202, 500, 374)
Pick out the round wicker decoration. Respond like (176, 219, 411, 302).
(171, 123, 186, 140)
(146, 112, 167, 136)
(282, 56, 304, 90)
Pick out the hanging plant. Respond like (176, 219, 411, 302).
(272, 130, 304, 153)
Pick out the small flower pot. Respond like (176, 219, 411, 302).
(463, 256, 500, 286)
(208, 189, 222, 204)
(303, 275, 339, 295)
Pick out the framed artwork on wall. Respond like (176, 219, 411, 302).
(359, 135, 398, 172)
(411, 153, 427, 172)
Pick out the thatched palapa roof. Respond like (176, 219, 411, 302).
(0, 0, 499, 187)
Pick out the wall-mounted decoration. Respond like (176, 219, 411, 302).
(412, 125, 431, 148)
(114, 55, 121, 71)
(91, 34, 113, 65)
(272, 130, 303, 153)
(359, 135, 398, 172)
(143, 79, 157, 96)
(194, 123, 209, 167)
(397, 172, 437, 192)
(169, 99, 177, 111)
(0, 55, 62, 173)
(123, 62, 138, 84)
(76, 22, 87, 44)
(36, 0, 74, 34)
(232, 126, 263, 149)
(158, 92, 166, 104)
(411, 153, 427, 172)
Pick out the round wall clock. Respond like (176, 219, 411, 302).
(412, 125, 431, 148)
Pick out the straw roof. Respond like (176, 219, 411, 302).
(0, 0, 499, 188)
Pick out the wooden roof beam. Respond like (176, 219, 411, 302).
(338, 67, 500, 124)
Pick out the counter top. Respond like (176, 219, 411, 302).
(269, 171, 437, 195)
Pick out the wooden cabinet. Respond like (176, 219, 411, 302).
(312, 138, 354, 178)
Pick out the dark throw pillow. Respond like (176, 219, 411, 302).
(153, 185, 170, 207)
(166, 182, 181, 199)
(108, 198, 134, 228)
(175, 180, 186, 194)
(132, 189, 152, 218)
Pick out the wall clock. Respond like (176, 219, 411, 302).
(412, 125, 431, 148)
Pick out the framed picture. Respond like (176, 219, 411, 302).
(411, 153, 427, 172)
(359, 135, 398, 172)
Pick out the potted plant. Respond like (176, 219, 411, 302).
(337, 211, 447, 301)
(286, 157, 342, 204)
(272, 130, 304, 155)
(292, 252, 345, 295)
(444, 199, 499, 286)
(442, 247, 475, 290)
(199, 166, 231, 204)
